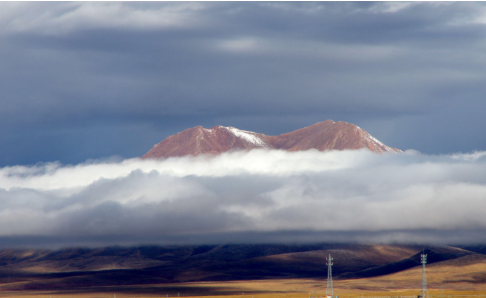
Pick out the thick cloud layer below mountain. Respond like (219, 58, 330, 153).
(1, 149, 486, 247)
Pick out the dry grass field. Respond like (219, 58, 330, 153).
(3, 266, 486, 298)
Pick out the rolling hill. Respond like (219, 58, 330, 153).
(2, 243, 484, 294)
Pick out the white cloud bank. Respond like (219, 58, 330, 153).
(2, 149, 486, 247)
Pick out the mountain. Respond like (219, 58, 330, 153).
(142, 120, 401, 159)
(1, 244, 482, 294)
(0, 244, 421, 290)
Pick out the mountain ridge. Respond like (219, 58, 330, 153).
(142, 120, 401, 159)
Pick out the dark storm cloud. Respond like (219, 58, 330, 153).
(2, 150, 486, 247)
(1, 2, 486, 165)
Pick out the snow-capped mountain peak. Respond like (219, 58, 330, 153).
(222, 126, 269, 148)
(142, 120, 401, 159)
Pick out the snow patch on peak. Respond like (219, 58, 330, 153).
(367, 134, 386, 147)
(362, 131, 397, 152)
(223, 126, 268, 147)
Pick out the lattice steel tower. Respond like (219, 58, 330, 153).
(421, 253, 429, 298)
(326, 254, 333, 298)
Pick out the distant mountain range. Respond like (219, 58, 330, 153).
(0, 244, 483, 294)
(142, 120, 401, 159)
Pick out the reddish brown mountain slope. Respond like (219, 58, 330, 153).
(142, 125, 272, 159)
(142, 120, 401, 159)
(271, 120, 400, 153)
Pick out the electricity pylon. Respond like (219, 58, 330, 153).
(421, 253, 429, 298)
(326, 254, 333, 298)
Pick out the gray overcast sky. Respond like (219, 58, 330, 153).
(1, 2, 486, 166)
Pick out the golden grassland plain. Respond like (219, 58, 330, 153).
(2, 254, 486, 298)
(2, 278, 486, 298)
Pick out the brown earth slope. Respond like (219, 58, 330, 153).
(336, 253, 486, 292)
